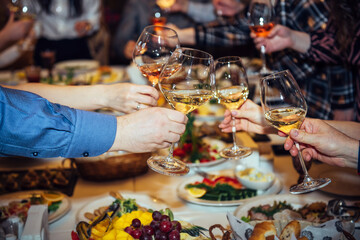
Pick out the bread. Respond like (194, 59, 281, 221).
(249, 221, 277, 240)
(279, 220, 301, 240)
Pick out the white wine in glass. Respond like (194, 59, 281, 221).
(133, 25, 180, 87)
(215, 56, 252, 159)
(260, 70, 331, 194)
(247, 0, 275, 75)
(148, 47, 215, 176)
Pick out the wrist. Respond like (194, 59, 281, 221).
(290, 30, 310, 54)
(342, 137, 359, 169)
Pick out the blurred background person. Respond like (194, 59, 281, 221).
(172, 0, 354, 121)
(251, 0, 360, 121)
(25, 0, 110, 66)
(112, 0, 215, 64)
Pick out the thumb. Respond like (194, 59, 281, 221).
(289, 129, 317, 146)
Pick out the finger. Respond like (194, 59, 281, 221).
(164, 132, 181, 143)
(167, 121, 186, 135)
(137, 86, 160, 99)
(283, 138, 294, 150)
(278, 131, 287, 137)
(267, 24, 280, 38)
(158, 142, 172, 149)
(289, 129, 315, 146)
(135, 94, 158, 107)
(166, 109, 187, 124)
(290, 146, 298, 156)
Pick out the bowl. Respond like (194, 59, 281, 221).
(235, 165, 275, 190)
(72, 151, 151, 181)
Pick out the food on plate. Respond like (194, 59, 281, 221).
(73, 192, 208, 240)
(236, 167, 275, 190)
(173, 114, 224, 165)
(242, 201, 334, 223)
(0, 191, 64, 222)
(249, 221, 276, 240)
(185, 174, 257, 201)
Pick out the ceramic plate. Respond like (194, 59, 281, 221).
(76, 192, 168, 222)
(177, 169, 282, 207)
(0, 190, 71, 224)
(233, 193, 327, 219)
(55, 60, 99, 74)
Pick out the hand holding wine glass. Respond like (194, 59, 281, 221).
(260, 70, 331, 194)
(247, 0, 275, 75)
(215, 56, 252, 159)
(148, 47, 215, 176)
(133, 25, 180, 87)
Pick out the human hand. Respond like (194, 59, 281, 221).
(169, 0, 189, 13)
(74, 20, 92, 37)
(219, 99, 276, 134)
(124, 40, 136, 60)
(283, 118, 358, 168)
(251, 24, 293, 53)
(213, 0, 244, 17)
(3, 12, 34, 42)
(112, 107, 188, 153)
(103, 83, 159, 113)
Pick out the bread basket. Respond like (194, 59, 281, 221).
(72, 151, 151, 181)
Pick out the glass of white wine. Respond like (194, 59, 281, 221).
(148, 47, 215, 176)
(260, 70, 331, 194)
(215, 56, 252, 159)
(133, 25, 180, 87)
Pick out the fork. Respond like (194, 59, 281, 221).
(194, 168, 216, 179)
(86, 202, 120, 237)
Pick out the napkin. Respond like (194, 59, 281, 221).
(226, 212, 360, 240)
(20, 205, 49, 240)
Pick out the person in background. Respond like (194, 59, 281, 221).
(172, 0, 354, 121)
(27, 0, 106, 65)
(218, 99, 360, 169)
(112, 0, 215, 64)
(251, 0, 360, 122)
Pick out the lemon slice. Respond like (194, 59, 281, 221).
(187, 188, 206, 198)
(41, 191, 64, 204)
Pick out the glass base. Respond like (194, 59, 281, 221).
(289, 177, 331, 194)
(219, 146, 252, 159)
(147, 155, 190, 176)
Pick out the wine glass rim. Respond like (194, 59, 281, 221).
(143, 25, 179, 37)
(215, 56, 242, 63)
(260, 69, 291, 80)
(175, 47, 214, 60)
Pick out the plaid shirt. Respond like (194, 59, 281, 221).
(195, 0, 354, 120)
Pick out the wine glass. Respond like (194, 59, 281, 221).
(133, 25, 180, 87)
(215, 56, 252, 159)
(148, 47, 215, 176)
(8, 0, 36, 20)
(260, 70, 331, 194)
(247, 0, 275, 75)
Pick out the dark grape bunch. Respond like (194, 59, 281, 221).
(124, 211, 182, 240)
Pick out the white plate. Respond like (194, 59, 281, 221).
(0, 190, 71, 224)
(176, 170, 282, 207)
(233, 193, 326, 219)
(314, 166, 360, 197)
(76, 192, 168, 222)
(73, 67, 129, 85)
(55, 60, 99, 74)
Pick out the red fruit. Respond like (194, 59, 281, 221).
(160, 220, 172, 233)
(168, 230, 180, 240)
(71, 231, 80, 240)
(183, 143, 192, 152)
(132, 229, 142, 239)
(200, 158, 209, 163)
(173, 148, 186, 158)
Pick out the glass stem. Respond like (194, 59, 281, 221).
(295, 142, 313, 182)
(167, 143, 175, 162)
(232, 116, 238, 150)
(260, 45, 267, 73)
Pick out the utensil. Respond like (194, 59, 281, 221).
(327, 199, 360, 222)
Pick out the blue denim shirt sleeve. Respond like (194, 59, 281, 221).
(0, 86, 116, 158)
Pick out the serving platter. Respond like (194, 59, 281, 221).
(0, 190, 71, 224)
(177, 170, 282, 207)
(54, 59, 99, 74)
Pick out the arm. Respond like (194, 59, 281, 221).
(4, 83, 159, 113)
(324, 120, 360, 141)
(187, 2, 216, 23)
(283, 118, 358, 169)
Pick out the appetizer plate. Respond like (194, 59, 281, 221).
(177, 170, 282, 207)
(233, 194, 326, 219)
(55, 60, 99, 74)
(0, 190, 71, 224)
(76, 192, 168, 222)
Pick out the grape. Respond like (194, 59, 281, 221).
(125, 226, 133, 235)
(150, 220, 160, 230)
(132, 218, 142, 228)
(171, 221, 182, 232)
(143, 225, 154, 236)
(160, 215, 170, 222)
(152, 211, 162, 221)
(160, 220, 172, 233)
(155, 231, 167, 240)
(132, 229, 142, 239)
(168, 230, 180, 240)
(140, 234, 152, 240)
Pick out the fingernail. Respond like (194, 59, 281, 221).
(291, 129, 299, 137)
(231, 111, 237, 116)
